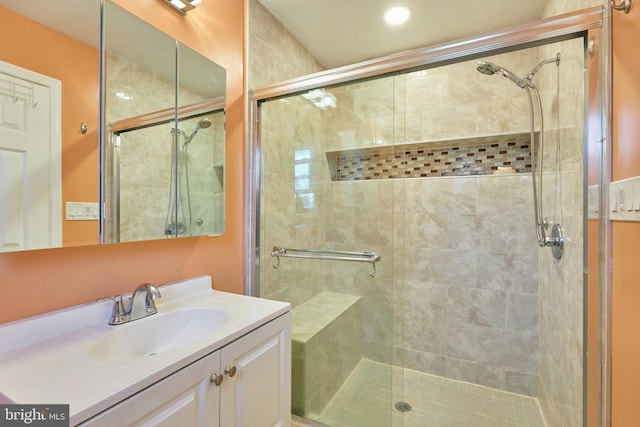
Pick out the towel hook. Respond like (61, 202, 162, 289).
(611, 0, 632, 13)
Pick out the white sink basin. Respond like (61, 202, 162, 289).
(0, 275, 291, 425)
(88, 307, 229, 362)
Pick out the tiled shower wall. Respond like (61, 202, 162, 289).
(396, 174, 539, 395)
(323, 174, 541, 396)
(106, 54, 224, 242)
(535, 36, 588, 427)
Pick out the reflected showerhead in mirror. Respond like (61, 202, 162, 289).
(185, 118, 211, 143)
(196, 118, 211, 129)
(173, 118, 212, 144)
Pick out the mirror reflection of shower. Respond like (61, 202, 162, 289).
(165, 117, 212, 236)
(476, 53, 565, 259)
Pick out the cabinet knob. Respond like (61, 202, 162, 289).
(210, 373, 224, 386)
(224, 365, 237, 377)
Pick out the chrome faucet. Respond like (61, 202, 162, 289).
(109, 283, 162, 325)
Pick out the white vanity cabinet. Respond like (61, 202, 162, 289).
(79, 313, 291, 427)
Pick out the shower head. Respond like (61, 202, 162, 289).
(476, 61, 526, 88)
(476, 61, 501, 76)
(477, 53, 561, 89)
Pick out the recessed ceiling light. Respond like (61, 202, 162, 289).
(384, 6, 411, 25)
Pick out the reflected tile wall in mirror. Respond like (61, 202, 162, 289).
(104, 1, 226, 243)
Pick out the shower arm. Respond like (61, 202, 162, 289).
(524, 54, 561, 84)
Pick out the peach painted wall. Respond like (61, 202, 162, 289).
(611, 3, 640, 426)
(0, 0, 246, 324)
(0, 6, 100, 247)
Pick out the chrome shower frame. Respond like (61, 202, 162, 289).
(247, 7, 608, 427)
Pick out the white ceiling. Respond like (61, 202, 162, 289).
(2, 0, 547, 89)
(258, 0, 548, 69)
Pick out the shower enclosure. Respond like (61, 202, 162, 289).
(250, 8, 605, 427)
(105, 108, 225, 243)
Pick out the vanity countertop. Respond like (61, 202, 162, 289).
(0, 276, 290, 425)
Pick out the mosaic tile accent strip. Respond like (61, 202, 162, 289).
(326, 133, 536, 181)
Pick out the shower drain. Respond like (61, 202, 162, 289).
(394, 401, 412, 413)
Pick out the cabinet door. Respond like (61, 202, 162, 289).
(79, 351, 221, 427)
(220, 313, 291, 427)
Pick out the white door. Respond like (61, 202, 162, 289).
(0, 60, 61, 251)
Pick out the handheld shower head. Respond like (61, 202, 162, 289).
(476, 61, 525, 87)
(477, 53, 561, 90)
(476, 61, 501, 76)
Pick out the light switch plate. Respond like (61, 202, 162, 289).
(610, 177, 640, 221)
(65, 202, 99, 221)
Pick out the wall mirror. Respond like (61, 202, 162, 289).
(0, 0, 226, 251)
(0, 0, 101, 251)
(104, 1, 226, 244)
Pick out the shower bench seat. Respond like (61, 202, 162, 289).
(291, 291, 362, 417)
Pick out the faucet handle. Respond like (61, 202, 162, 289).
(109, 296, 128, 325)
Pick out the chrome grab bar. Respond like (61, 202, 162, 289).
(271, 246, 382, 278)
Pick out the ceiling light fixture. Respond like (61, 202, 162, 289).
(164, 0, 201, 15)
(384, 6, 411, 25)
(302, 89, 337, 110)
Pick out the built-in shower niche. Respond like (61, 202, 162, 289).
(325, 132, 536, 181)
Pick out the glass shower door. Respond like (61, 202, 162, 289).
(254, 31, 592, 426)
(256, 78, 399, 426)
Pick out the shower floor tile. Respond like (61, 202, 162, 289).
(303, 359, 546, 427)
